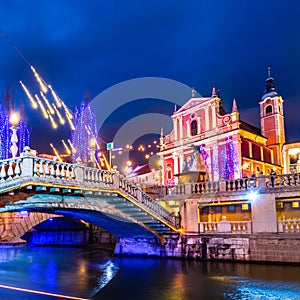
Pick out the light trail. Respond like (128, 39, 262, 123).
(67, 139, 76, 153)
(35, 94, 49, 119)
(31, 66, 48, 93)
(52, 103, 65, 125)
(66, 113, 75, 130)
(50, 143, 62, 161)
(48, 84, 62, 108)
(19, 81, 38, 109)
(47, 110, 58, 129)
(40, 91, 55, 114)
(62, 139, 71, 155)
(0, 284, 91, 300)
(61, 100, 73, 119)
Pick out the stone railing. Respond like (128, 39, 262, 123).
(199, 221, 252, 234)
(278, 219, 300, 233)
(118, 175, 174, 225)
(0, 155, 176, 228)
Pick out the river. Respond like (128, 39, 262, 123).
(0, 246, 299, 300)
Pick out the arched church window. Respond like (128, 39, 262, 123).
(265, 105, 272, 114)
(191, 120, 197, 136)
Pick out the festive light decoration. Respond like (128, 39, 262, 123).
(52, 103, 65, 125)
(0, 105, 30, 159)
(71, 103, 97, 165)
(19, 81, 38, 109)
(31, 66, 48, 93)
(40, 91, 54, 114)
(222, 136, 241, 180)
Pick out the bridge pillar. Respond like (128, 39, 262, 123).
(74, 165, 84, 183)
(20, 155, 34, 176)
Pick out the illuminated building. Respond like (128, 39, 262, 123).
(158, 68, 285, 185)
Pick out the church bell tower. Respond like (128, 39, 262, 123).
(259, 67, 285, 167)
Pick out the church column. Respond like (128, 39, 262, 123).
(173, 152, 179, 184)
(179, 117, 183, 140)
(205, 107, 209, 131)
(186, 120, 191, 137)
(212, 103, 217, 128)
(197, 117, 201, 134)
(173, 118, 178, 141)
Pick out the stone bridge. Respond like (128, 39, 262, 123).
(0, 154, 180, 247)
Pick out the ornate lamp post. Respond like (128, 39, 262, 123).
(9, 112, 20, 158)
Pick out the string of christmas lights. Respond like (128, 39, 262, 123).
(71, 103, 97, 165)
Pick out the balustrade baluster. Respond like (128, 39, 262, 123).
(44, 161, 50, 176)
(295, 220, 299, 232)
(65, 166, 70, 180)
(55, 164, 61, 178)
(0, 162, 6, 181)
(237, 223, 241, 232)
(39, 160, 44, 177)
(14, 160, 21, 177)
(242, 222, 246, 232)
(7, 160, 14, 178)
(33, 160, 38, 176)
(284, 221, 289, 232)
(50, 163, 55, 177)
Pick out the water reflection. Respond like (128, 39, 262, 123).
(0, 246, 300, 300)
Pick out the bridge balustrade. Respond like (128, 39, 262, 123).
(32, 158, 76, 181)
(117, 175, 174, 224)
(0, 158, 22, 180)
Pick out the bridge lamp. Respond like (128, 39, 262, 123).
(9, 111, 20, 158)
(249, 190, 258, 202)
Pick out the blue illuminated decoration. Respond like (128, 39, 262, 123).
(222, 136, 241, 180)
(71, 102, 97, 165)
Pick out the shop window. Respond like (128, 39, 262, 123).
(265, 105, 272, 114)
(191, 120, 197, 136)
(292, 201, 299, 208)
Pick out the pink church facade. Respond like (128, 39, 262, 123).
(158, 70, 285, 186)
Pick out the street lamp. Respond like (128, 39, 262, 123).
(9, 112, 20, 158)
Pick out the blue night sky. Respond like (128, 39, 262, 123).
(0, 1, 300, 156)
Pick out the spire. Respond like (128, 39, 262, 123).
(211, 87, 217, 97)
(192, 87, 197, 98)
(160, 127, 164, 138)
(174, 104, 177, 112)
(262, 66, 278, 100)
(232, 98, 238, 113)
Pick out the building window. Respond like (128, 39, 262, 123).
(292, 201, 299, 208)
(227, 205, 235, 212)
(242, 203, 249, 211)
(191, 120, 197, 136)
(265, 105, 273, 114)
